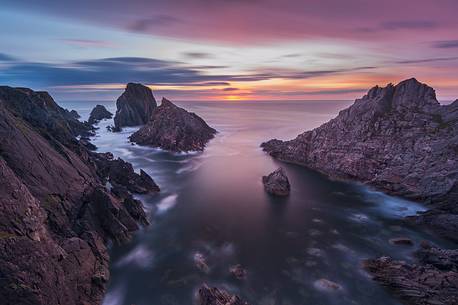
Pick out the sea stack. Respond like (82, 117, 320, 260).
(88, 104, 112, 125)
(130, 98, 217, 152)
(262, 167, 291, 196)
(113, 83, 157, 129)
(261, 78, 458, 240)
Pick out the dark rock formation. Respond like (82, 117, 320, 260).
(0, 86, 158, 305)
(261, 78, 458, 239)
(363, 243, 458, 305)
(91, 152, 160, 194)
(262, 167, 290, 196)
(113, 83, 157, 129)
(88, 104, 112, 125)
(198, 284, 250, 305)
(130, 98, 217, 152)
(389, 237, 414, 246)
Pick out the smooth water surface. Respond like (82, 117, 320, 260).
(61, 100, 450, 305)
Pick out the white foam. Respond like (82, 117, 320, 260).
(116, 245, 153, 268)
(156, 194, 178, 213)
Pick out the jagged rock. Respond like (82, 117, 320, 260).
(80, 137, 97, 151)
(91, 153, 160, 194)
(88, 104, 112, 125)
(262, 167, 290, 196)
(130, 98, 217, 152)
(363, 244, 458, 305)
(261, 78, 458, 238)
(0, 86, 154, 305)
(69, 109, 80, 119)
(113, 83, 157, 129)
(198, 284, 250, 305)
(229, 264, 247, 280)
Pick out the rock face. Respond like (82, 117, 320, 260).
(0, 86, 158, 305)
(130, 98, 217, 152)
(113, 83, 157, 129)
(198, 284, 250, 305)
(88, 104, 112, 125)
(363, 243, 458, 305)
(261, 78, 458, 239)
(262, 167, 290, 196)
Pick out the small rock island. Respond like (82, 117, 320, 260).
(130, 98, 217, 152)
(262, 167, 291, 196)
(88, 104, 112, 125)
(113, 83, 157, 129)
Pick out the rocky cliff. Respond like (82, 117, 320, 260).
(261, 78, 458, 240)
(130, 98, 217, 152)
(0, 86, 159, 305)
(113, 83, 157, 129)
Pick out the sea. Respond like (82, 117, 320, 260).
(59, 99, 452, 305)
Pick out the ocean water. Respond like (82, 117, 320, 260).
(60, 100, 451, 305)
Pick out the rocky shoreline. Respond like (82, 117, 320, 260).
(261, 78, 458, 242)
(261, 78, 458, 305)
(0, 86, 159, 305)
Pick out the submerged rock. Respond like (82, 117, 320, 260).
(389, 237, 414, 246)
(313, 279, 343, 292)
(130, 98, 217, 152)
(193, 252, 210, 273)
(262, 167, 290, 196)
(363, 244, 458, 305)
(113, 83, 157, 129)
(88, 104, 113, 125)
(261, 78, 458, 240)
(198, 284, 250, 305)
(229, 264, 247, 280)
(0, 86, 155, 305)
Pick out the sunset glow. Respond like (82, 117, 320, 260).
(1, 0, 457, 102)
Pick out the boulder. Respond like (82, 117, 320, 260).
(229, 264, 247, 280)
(262, 167, 290, 196)
(389, 237, 414, 246)
(88, 104, 112, 125)
(130, 98, 217, 152)
(113, 83, 157, 129)
(198, 284, 250, 305)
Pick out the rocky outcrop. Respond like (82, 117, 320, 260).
(363, 243, 458, 305)
(0, 86, 158, 305)
(130, 98, 217, 152)
(113, 83, 157, 129)
(88, 105, 112, 125)
(261, 79, 458, 239)
(262, 167, 290, 196)
(198, 284, 250, 305)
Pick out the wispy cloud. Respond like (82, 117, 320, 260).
(395, 56, 458, 64)
(59, 39, 116, 48)
(432, 40, 458, 49)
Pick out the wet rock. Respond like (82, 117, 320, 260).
(92, 153, 160, 194)
(88, 104, 113, 125)
(313, 279, 343, 292)
(198, 284, 250, 305)
(262, 167, 290, 196)
(261, 78, 458, 240)
(80, 137, 97, 151)
(193, 252, 210, 273)
(0, 86, 154, 305)
(363, 245, 458, 305)
(130, 98, 217, 152)
(229, 264, 247, 280)
(389, 237, 414, 246)
(113, 83, 157, 129)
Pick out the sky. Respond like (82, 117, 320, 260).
(0, 0, 457, 102)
